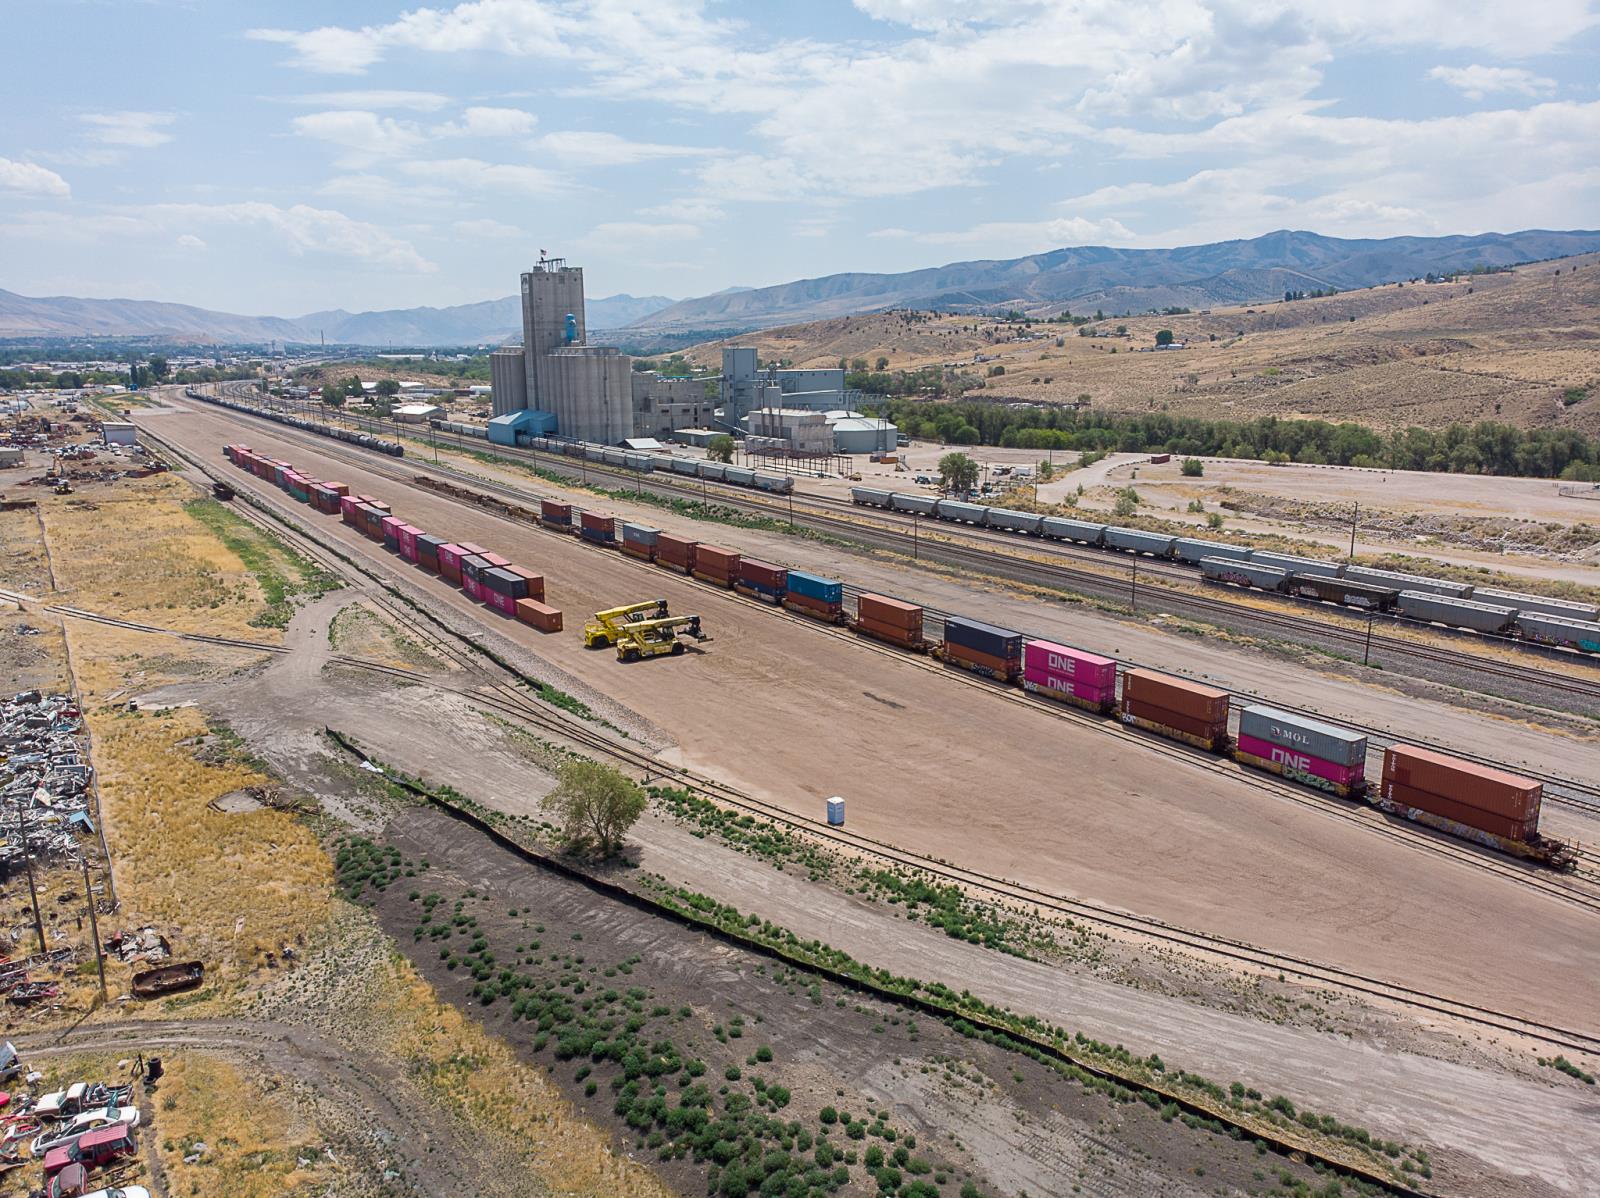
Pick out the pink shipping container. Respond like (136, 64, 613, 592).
(1022, 640, 1117, 691)
(1235, 734, 1365, 788)
(340, 495, 360, 524)
(463, 573, 484, 601)
(398, 525, 421, 561)
(381, 515, 405, 539)
(483, 587, 518, 616)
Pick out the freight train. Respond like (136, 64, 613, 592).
(851, 488, 1600, 652)
(426, 419, 797, 495)
(222, 443, 1579, 871)
(189, 389, 405, 456)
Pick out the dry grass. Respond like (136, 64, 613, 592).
(155, 1054, 330, 1198)
(328, 601, 447, 672)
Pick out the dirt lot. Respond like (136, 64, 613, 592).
(140, 402, 1600, 1035)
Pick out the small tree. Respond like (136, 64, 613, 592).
(322, 384, 345, 408)
(1037, 460, 1053, 481)
(707, 434, 735, 464)
(148, 355, 170, 381)
(1155, 329, 1175, 347)
(375, 378, 401, 398)
(1113, 486, 1140, 517)
(541, 759, 647, 857)
(875, 356, 889, 371)
(1180, 458, 1204, 477)
(938, 452, 979, 494)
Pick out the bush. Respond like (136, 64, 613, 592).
(1180, 457, 1203, 476)
(1113, 487, 1140, 517)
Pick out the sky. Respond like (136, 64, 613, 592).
(2, 0, 1598, 317)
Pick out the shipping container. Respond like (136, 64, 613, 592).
(1396, 591, 1517, 635)
(1235, 733, 1366, 794)
(1022, 640, 1118, 711)
(483, 586, 520, 616)
(367, 500, 392, 515)
(621, 522, 659, 546)
(382, 515, 405, 549)
(855, 615, 927, 650)
(937, 500, 989, 525)
(851, 488, 895, 508)
(694, 544, 739, 586)
(579, 511, 617, 545)
(656, 533, 697, 573)
(1102, 527, 1176, 556)
(735, 559, 787, 600)
(541, 499, 574, 530)
(460, 555, 493, 600)
(1382, 745, 1541, 823)
(1122, 669, 1229, 724)
(1284, 573, 1399, 612)
(1250, 551, 1341, 579)
(858, 593, 922, 630)
(397, 525, 422, 562)
(784, 591, 845, 622)
(1200, 557, 1287, 591)
(889, 493, 938, 515)
(482, 567, 530, 599)
(1039, 517, 1107, 545)
(985, 508, 1043, 534)
(340, 495, 360, 524)
(1474, 588, 1599, 622)
(415, 534, 445, 571)
(1173, 538, 1250, 565)
(786, 570, 842, 605)
(1516, 612, 1600, 654)
(943, 616, 1022, 662)
(324, 481, 350, 498)
(458, 542, 488, 556)
(1238, 705, 1367, 768)
(1379, 779, 1536, 843)
(436, 544, 467, 584)
(504, 565, 544, 602)
(1342, 564, 1469, 598)
(942, 641, 1020, 682)
(514, 598, 563, 633)
(1120, 697, 1229, 751)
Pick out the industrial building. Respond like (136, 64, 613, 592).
(742, 405, 897, 454)
(632, 370, 718, 439)
(490, 257, 634, 444)
(719, 348, 856, 423)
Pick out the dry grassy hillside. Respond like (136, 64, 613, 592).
(684, 253, 1600, 433)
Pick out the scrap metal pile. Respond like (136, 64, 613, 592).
(1, 691, 94, 873)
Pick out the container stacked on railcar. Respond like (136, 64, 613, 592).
(940, 616, 1023, 682)
(541, 500, 574, 533)
(1021, 640, 1117, 713)
(735, 559, 787, 603)
(656, 533, 697, 575)
(693, 545, 740, 588)
(579, 511, 617, 547)
(1119, 670, 1231, 752)
(1234, 706, 1367, 798)
(1377, 746, 1564, 863)
(621, 523, 659, 561)
(783, 571, 845, 623)
(853, 594, 928, 651)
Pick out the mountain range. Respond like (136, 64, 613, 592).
(0, 289, 674, 346)
(628, 229, 1600, 330)
(4, 229, 1599, 346)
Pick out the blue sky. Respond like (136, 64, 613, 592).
(2, 0, 1597, 316)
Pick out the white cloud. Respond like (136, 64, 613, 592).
(249, 1, 569, 74)
(438, 106, 539, 137)
(577, 221, 700, 250)
(290, 89, 453, 111)
(404, 157, 565, 195)
(153, 202, 435, 272)
(639, 197, 726, 222)
(80, 111, 176, 148)
(530, 131, 708, 167)
(453, 217, 524, 238)
(175, 234, 207, 249)
(1427, 64, 1557, 100)
(0, 157, 70, 197)
(291, 110, 427, 161)
(872, 216, 1137, 252)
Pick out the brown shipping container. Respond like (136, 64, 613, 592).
(943, 643, 1018, 678)
(515, 599, 563, 633)
(1381, 780, 1536, 842)
(1121, 696, 1227, 741)
(739, 560, 787, 591)
(1382, 745, 1541, 822)
(857, 616, 923, 646)
(785, 593, 838, 619)
(440, 561, 463, 584)
(1122, 669, 1229, 724)
(858, 593, 922, 630)
(505, 566, 545, 602)
(621, 542, 654, 561)
(657, 534, 696, 570)
(696, 545, 739, 573)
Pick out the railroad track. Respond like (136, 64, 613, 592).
(46, 439, 1600, 1061)
(171, 394, 1600, 814)
(320, 399, 1600, 703)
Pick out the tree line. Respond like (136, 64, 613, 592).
(873, 399, 1600, 480)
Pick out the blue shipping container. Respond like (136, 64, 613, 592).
(785, 570, 842, 605)
(579, 527, 615, 545)
(944, 615, 1023, 659)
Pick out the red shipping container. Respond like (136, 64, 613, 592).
(856, 616, 924, 647)
(621, 541, 654, 561)
(696, 545, 738, 570)
(656, 534, 697, 571)
(1382, 746, 1541, 822)
(785, 592, 841, 619)
(858, 593, 922, 630)
(368, 500, 392, 515)
(340, 496, 360, 524)
(481, 552, 510, 569)
(944, 642, 1020, 678)
(738, 560, 787, 592)
(1122, 669, 1229, 724)
(515, 599, 563, 632)
(580, 511, 614, 531)
(325, 481, 350, 497)
(1381, 780, 1536, 842)
(505, 566, 545, 602)
(458, 542, 488, 556)
(541, 500, 572, 523)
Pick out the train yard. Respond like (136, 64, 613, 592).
(237, 386, 1600, 719)
(119, 391, 1600, 1039)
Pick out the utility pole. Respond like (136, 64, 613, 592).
(82, 855, 108, 1001)
(1363, 612, 1374, 667)
(1130, 556, 1138, 613)
(1348, 501, 1359, 559)
(23, 854, 45, 954)
(912, 510, 919, 559)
